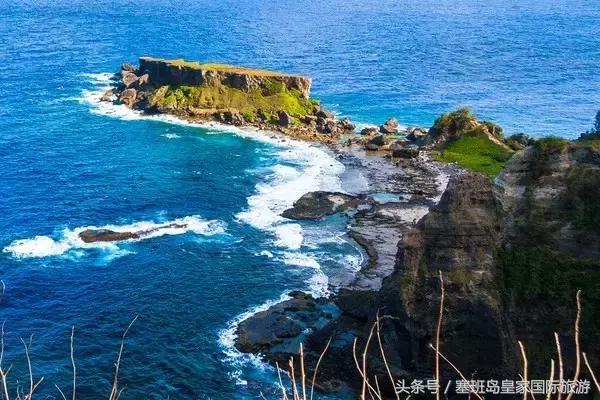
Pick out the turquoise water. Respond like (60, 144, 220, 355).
(1, 0, 599, 398)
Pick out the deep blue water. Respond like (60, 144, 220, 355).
(1, 0, 599, 399)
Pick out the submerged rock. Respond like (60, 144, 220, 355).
(281, 191, 367, 220)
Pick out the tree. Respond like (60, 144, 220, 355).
(594, 110, 600, 134)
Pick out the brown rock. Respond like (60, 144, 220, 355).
(379, 117, 399, 134)
(119, 88, 137, 107)
(121, 72, 139, 88)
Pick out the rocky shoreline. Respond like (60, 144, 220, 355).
(100, 57, 600, 397)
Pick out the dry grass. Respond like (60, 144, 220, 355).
(0, 275, 596, 399)
(276, 275, 598, 400)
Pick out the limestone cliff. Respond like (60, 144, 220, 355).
(138, 57, 312, 98)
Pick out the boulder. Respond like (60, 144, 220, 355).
(365, 134, 385, 150)
(100, 89, 114, 102)
(121, 72, 139, 88)
(390, 141, 420, 158)
(315, 109, 334, 120)
(316, 117, 337, 134)
(281, 191, 366, 220)
(223, 111, 244, 126)
(133, 73, 149, 89)
(336, 118, 355, 132)
(379, 117, 399, 134)
(119, 88, 137, 107)
(278, 111, 292, 127)
(406, 127, 428, 142)
(120, 63, 136, 72)
(360, 127, 378, 136)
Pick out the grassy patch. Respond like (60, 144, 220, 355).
(433, 132, 514, 177)
(155, 83, 316, 118)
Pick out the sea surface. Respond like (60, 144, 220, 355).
(0, 0, 599, 399)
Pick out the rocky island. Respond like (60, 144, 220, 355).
(102, 57, 600, 396)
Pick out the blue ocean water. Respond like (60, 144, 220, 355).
(0, 0, 599, 398)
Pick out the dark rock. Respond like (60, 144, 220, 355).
(278, 111, 292, 127)
(79, 229, 139, 243)
(316, 109, 335, 119)
(316, 117, 337, 135)
(379, 117, 399, 134)
(121, 63, 136, 72)
(223, 111, 244, 126)
(133, 73, 149, 89)
(281, 191, 366, 220)
(390, 141, 420, 158)
(336, 118, 355, 132)
(121, 72, 139, 88)
(365, 134, 385, 150)
(406, 127, 428, 142)
(235, 292, 339, 357)
(360, 127, 378, 136)
(119, 88, 137, 107)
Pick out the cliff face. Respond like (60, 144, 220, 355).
(138, 57, 312, 98)
(307, 143, 600, 390)
(378, 173, 512, 378)
(374, 142, 600, 380)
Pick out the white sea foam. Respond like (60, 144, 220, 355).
(3, 215, 225, 259)
(162, 133, 180, 139)
(80, 72, 346, 294)
(218, 293, 290, 383)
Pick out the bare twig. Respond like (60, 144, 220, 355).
(108, 315, 138, 400)
(564, 290, 582, 400)
(518, 341, 534, 400)
(429, 344, 483, 400)
(310, 337, 331, 400)
(555, 333, 564, 400)
(435, 271, 445, 400)
(545, 359, 555, 400)
(375, 313, 399, 400)
(70, 326, 76, 400)
(352, 338, 380, 399)
(583, 352, 600, 393)
(300, 344, 306, 400)
(276, 362, 290, 400)
(288, 357, 299, 400)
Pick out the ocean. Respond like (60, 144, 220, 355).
(0, 0, 598, 398)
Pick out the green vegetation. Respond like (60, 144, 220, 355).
(154, 82, 316, 119)
(430, 107, 477, 138)
(564, 166, 600, 234)
(499, 245, 600, 335)
(433, 132, 514, 177)
(529, 136, 569, 178)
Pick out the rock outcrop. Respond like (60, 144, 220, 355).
(281, 191, 368, 220)
(138, 57, 312, 98)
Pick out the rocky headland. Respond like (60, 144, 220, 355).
(103, 57, 599, 396)
(233, 112, 600, 395)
